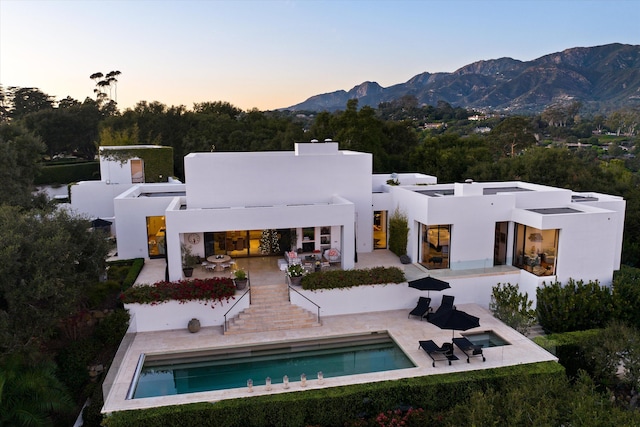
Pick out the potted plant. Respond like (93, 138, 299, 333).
(181, 243, 198, 277)
(234, 269, 248, 290)
(287, 264, 305, 286)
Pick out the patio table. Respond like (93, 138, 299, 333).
(206, 255, 232, 271)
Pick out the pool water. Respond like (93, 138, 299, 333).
(464, 330, 510, 348)
(131, 333, 414, 399)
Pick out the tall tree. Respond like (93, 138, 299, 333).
(489, 116, 537, 158)
(6, 87, 54, 120)
(0, 206, 109, 356)
(0, 124, 46, 206)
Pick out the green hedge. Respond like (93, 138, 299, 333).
(301, 266, 405, 290)
(533, 329, 600, 379)
(536, 279, 613, 333)
(108, 258, 145, 291)
(612, 266, 640, 330)
(35, 161, 99, 184)
(102, 362, 563, 427)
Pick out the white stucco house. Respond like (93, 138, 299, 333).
(71, 141, 625, 306)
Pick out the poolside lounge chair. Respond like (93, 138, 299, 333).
(427, 295, 456, 320)
(453, 337, 486, 363)
(408, 297, 432, 320)
(419, 340, 458, 367)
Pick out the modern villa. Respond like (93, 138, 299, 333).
(69, 141, 625, 415)
(72, 141, 625, 298)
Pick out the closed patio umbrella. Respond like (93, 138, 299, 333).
(428, 308, 480, 340)
(408, 276, 450, 297)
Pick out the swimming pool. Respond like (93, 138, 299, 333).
(464, 330, 510, 347)
(130, 332, 414, 399)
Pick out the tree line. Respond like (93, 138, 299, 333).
(0, 84, 640, 424)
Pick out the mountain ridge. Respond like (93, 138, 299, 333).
(284, 43, 640, 114)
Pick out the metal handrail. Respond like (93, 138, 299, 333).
(288, 283, 321, 323)
(223, 286, 251, 333)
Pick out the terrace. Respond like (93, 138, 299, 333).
(101, 251, 557, 414)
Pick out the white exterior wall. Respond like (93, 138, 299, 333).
(114, 185, 186, 260)
(98, 145, 161, 185)
(70, 181, 133, 220)
(125, 298, 247, 333)
(99, 157, 137, 185)
(164, 196, 356, 281)
(184, 144, 373, 255)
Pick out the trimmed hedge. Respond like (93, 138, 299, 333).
(108, 258, 145, 291)
(35, 161, 99, 184)
(102, 362, 563, 427)
(533, 329, 600, 379)
(301, 266, 405, 290)
(536, 279, 613, 333)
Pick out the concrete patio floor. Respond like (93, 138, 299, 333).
(102, 251, 557, 414)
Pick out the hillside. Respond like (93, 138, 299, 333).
(285, 43, 640, 114)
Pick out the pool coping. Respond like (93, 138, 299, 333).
(102, 305, 557, 414)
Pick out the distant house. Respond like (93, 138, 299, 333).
(423, 122, 446, 130)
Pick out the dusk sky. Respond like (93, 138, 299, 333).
(1, 0, 638, 111)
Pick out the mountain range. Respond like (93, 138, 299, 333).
(285, 43, 640, 114)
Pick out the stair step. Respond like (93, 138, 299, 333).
(224, 282, 320, 335)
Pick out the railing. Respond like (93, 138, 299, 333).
(223, 286, 251, 333)
(288, 283, 321, 324)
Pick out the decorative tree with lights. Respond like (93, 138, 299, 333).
(259, 229, 280, 254)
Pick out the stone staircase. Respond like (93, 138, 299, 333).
(224, 283, 321, 335)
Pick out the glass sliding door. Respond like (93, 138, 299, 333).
(373, 210, 387, 249)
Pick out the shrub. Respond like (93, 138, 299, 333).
(612, 266, 640, 330)
(88, 279, 122, 308)
(301, 266, 405, 290)
(56, 338, 98, 392)
(489, 283, 536, 336)
(388, 207, 408, 256)
(94, 309, 130, 347)
(536, 279, 613, 333)
(120, 277, 236, 305)
(534, 329, 600, 380)
(106, 258, 145, 291)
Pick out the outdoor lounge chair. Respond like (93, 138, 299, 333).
(427, 295, 456, 320)
(419, 340, 458, 367)
(408, 296, 432, 320)
(452, 337, 486, 363)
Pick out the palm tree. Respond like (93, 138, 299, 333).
(0, 354, 74, 426)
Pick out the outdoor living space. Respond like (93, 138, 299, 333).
(102, 251, 557, 414)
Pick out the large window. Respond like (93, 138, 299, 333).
(512, 224, 558, 276)
(421, 224, 450, 269)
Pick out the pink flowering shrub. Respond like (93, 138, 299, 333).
(120, 277, 236, 306)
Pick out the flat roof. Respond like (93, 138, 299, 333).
(483, 187, 532, 195)
(572, 195, 599, 202)
(416, 189, 455, 197)
(139, 191, 186, 198)
(527, 207, 582, 214)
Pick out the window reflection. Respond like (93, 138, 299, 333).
(421, 224, 450, 269)
(513, 224, 558, 276)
